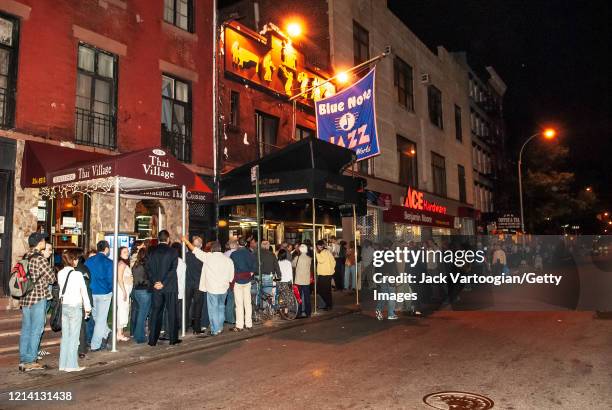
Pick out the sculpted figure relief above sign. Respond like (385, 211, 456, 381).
(224, 22, 334, 103)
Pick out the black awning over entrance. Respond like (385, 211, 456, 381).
(219, 137, 365, 205)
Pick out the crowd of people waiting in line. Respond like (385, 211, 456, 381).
(13, 231, 364, 373)
(13, 229, 575, 372)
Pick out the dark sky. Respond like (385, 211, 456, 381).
(388, 0, 610, 205)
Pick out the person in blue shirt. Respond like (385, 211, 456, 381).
(85, 240, 113, 351)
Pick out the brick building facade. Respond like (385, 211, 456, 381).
(0, 0, 214, 293)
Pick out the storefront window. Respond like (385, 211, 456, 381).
(358, 208, 379, 242)
(391, 223, 421, 244)
(432, 227, 452, 245)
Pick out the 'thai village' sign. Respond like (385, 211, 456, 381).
(223, 22, 334, 104)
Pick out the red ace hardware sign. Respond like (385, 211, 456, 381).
(403, 187, 447, 215)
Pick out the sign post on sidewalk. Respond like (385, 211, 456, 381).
(252, 165, 262, 303)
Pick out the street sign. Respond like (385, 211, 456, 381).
(251, 165, 258, 182)
(496, 213, 521, 230)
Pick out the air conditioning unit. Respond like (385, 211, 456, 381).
(420, 73, 431, 84)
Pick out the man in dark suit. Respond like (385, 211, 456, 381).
(147, 230, 181, 346)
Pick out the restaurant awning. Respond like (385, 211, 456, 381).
(44, 145, 213, 351)
(20, 141, 108, 188)
(219, 137, 365, 205)
(39, 145, 212, 201)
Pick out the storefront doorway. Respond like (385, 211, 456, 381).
(0, 137, 15, 294)
(47, 193, 91, 263)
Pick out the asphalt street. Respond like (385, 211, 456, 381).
(1, 310, 610, 409)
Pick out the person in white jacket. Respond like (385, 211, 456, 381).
(58, 250, 91, 372)
(182, 237, 234, 336)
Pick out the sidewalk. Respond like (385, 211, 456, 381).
(0, 292, 360, 393)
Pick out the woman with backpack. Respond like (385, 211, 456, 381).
(58, 249, 91, 372)
(131, 248, 151, 343)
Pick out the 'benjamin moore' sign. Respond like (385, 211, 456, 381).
(315, 69, 380, 162)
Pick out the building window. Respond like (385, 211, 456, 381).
(164, 0, 193, 32)
(393, 57, 414, 111)
(256, 111, 279, 157)
(0, 14, 18, 128)
(431, 151, 446, 196)
(353, 21, 369, 66)
(454, 105, 462, 141)
(458, 164, 466, 203)
(75, 44, 117, 149)
(229, 91, 239, 127)
(295, 125, 314, 140)
(397, 135, 418, 187)
(161, 74, 192, 162)
(428, 85, 443, 129)
(357, 158, 370, 175)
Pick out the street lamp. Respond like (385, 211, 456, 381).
(336, 71, 349, 84)
(585, 186, 592, 192)
(286, 21, 302, 38)
(518, 128, 557, 233)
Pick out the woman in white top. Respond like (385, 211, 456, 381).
(276, 249, 293, 308)
(58, 249, 91, 372)
(277, 249, 293, 284)
(117, 247, 133, 342)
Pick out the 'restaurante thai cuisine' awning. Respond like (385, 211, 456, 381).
(45, 146, 212, 201)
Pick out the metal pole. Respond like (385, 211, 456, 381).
(289, 50, 390, 102)
(292, 100, 297, 140)
(111, 176, 119, 353)
(255, 165, 262, 301)
(212, 0, 221, 241)
(518, 157, 524, 233)
(353, 204, 359, 305)
(518, 133, 538, 235)
(312, 197, 317, 314)
(181, 184, 186, 338)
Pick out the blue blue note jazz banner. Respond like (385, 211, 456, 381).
(315, 68, 379, 161)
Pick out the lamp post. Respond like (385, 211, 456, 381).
(518, 128, 556, 233)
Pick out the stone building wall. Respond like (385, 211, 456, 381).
(11, 140, 39, 262)
(89, 193, 188, 246)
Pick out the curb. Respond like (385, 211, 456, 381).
(0, 307, 359, 395)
